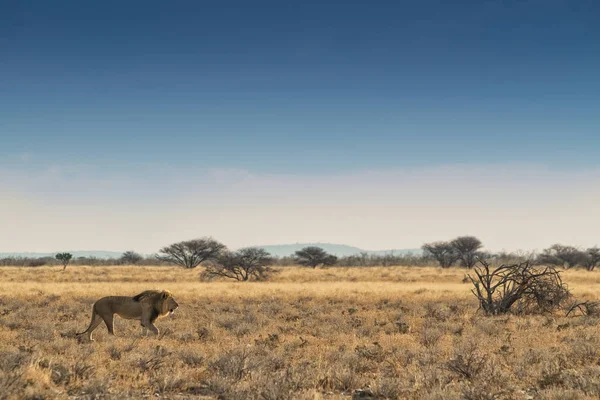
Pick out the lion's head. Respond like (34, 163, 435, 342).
(133, 290, 179, 316)
(159, 290, 179, 316)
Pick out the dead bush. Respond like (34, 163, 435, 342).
(566, 300, 600, 317)
(469, 260, 571, 315)
(421, 325, 445, 347)
(354, 342, 385, 362)
(210, 347, 254, 381)
(446, 340, 488, 381)
(0, 370, 24, 398)
(424, 302, 452, 322)
(179, 349, 205, 367)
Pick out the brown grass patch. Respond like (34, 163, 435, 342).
(0, 265, 599, 399)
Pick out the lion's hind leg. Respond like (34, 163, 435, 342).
(77, 306, 103, 341)
(102, 314, 115, 336)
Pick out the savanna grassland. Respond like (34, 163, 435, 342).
(1, 266, 600, 399)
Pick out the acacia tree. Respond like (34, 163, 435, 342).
(538, 244, 587, 269)
(422, 241, 459, 268)
(120, 251, 143, 265)
(202, 248, 274, 281)
(582, 247, 600, 271)
(55, 252, 73, 271)
(157, 237, 226, 269)
(294, 246, 337, 268)
(451, 236, 483, 268)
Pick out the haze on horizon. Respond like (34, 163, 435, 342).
(1, 1, 599, 254)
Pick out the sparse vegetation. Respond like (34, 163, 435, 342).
(0, 264, 599, 399)
(4, 239, 598, 273)
(538, 244, 588, 269)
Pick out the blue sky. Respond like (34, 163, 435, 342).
(1, 1, 599, 252)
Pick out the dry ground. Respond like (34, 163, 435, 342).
(1, 266, 600, 399)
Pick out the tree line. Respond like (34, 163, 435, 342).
(421, 237, 600, 271)
(1, 236, 598, 274)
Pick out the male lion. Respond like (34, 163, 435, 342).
(77, 290, 178, 341)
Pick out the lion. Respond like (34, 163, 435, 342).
(76, 290, 178, 341)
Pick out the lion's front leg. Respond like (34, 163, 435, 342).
(142, 322, 159, 335)
(141, 315, 159, 336)
(149, 323, 159, 335)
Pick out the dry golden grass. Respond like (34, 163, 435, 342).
(1, 265, 600, 399)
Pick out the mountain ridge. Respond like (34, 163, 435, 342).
(0, 243, 421, 259)
(256, 243, 421, 257)
(0, 251, 125, 259)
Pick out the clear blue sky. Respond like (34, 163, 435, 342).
(2, 0, 599, 172)
(1, 1, 599, 252)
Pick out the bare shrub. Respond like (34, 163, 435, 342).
(566, 300, 600, 317)
(563, 334, 600, 365)
(73, 360, 95, 380)
(446, 344, 487, 381)
(421, 325, 445, 347)
(210, 348, 255, 381)
(0, 351, 28, 372)
(539, 366, 600, 395)
(354, 342, 385, 362)
(108, 346, 122, 360)
(151, 373, 187, 394)
(137, 347, 171, 372)
(195, 326, 212, 342)
(395, 321, 410, 334)
(469, 260, 571, 315)
(0, 370, 23, 397)
(424, 302, 452, 322)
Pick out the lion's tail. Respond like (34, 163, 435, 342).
(76, 305, 97, 336)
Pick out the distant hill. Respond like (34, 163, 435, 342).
(257, 243, 421, 257)
(0, 251, 124, 259)
(0, 244, 422, 259)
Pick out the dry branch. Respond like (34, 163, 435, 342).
(468, 259, 570, 315)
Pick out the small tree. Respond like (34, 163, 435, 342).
(202, 248, 274, 281)
(157, 237, 226, 269)
(538, 244, 587, 269)
(582, 247, 600, 271)
(120, 251, 143, 265)
(294, 246, 337, 268)
(451, 236, 483, 268)
(55, 252, 73, 271)
(422, 241, 459, 268)
(468, 259, 571, 315)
